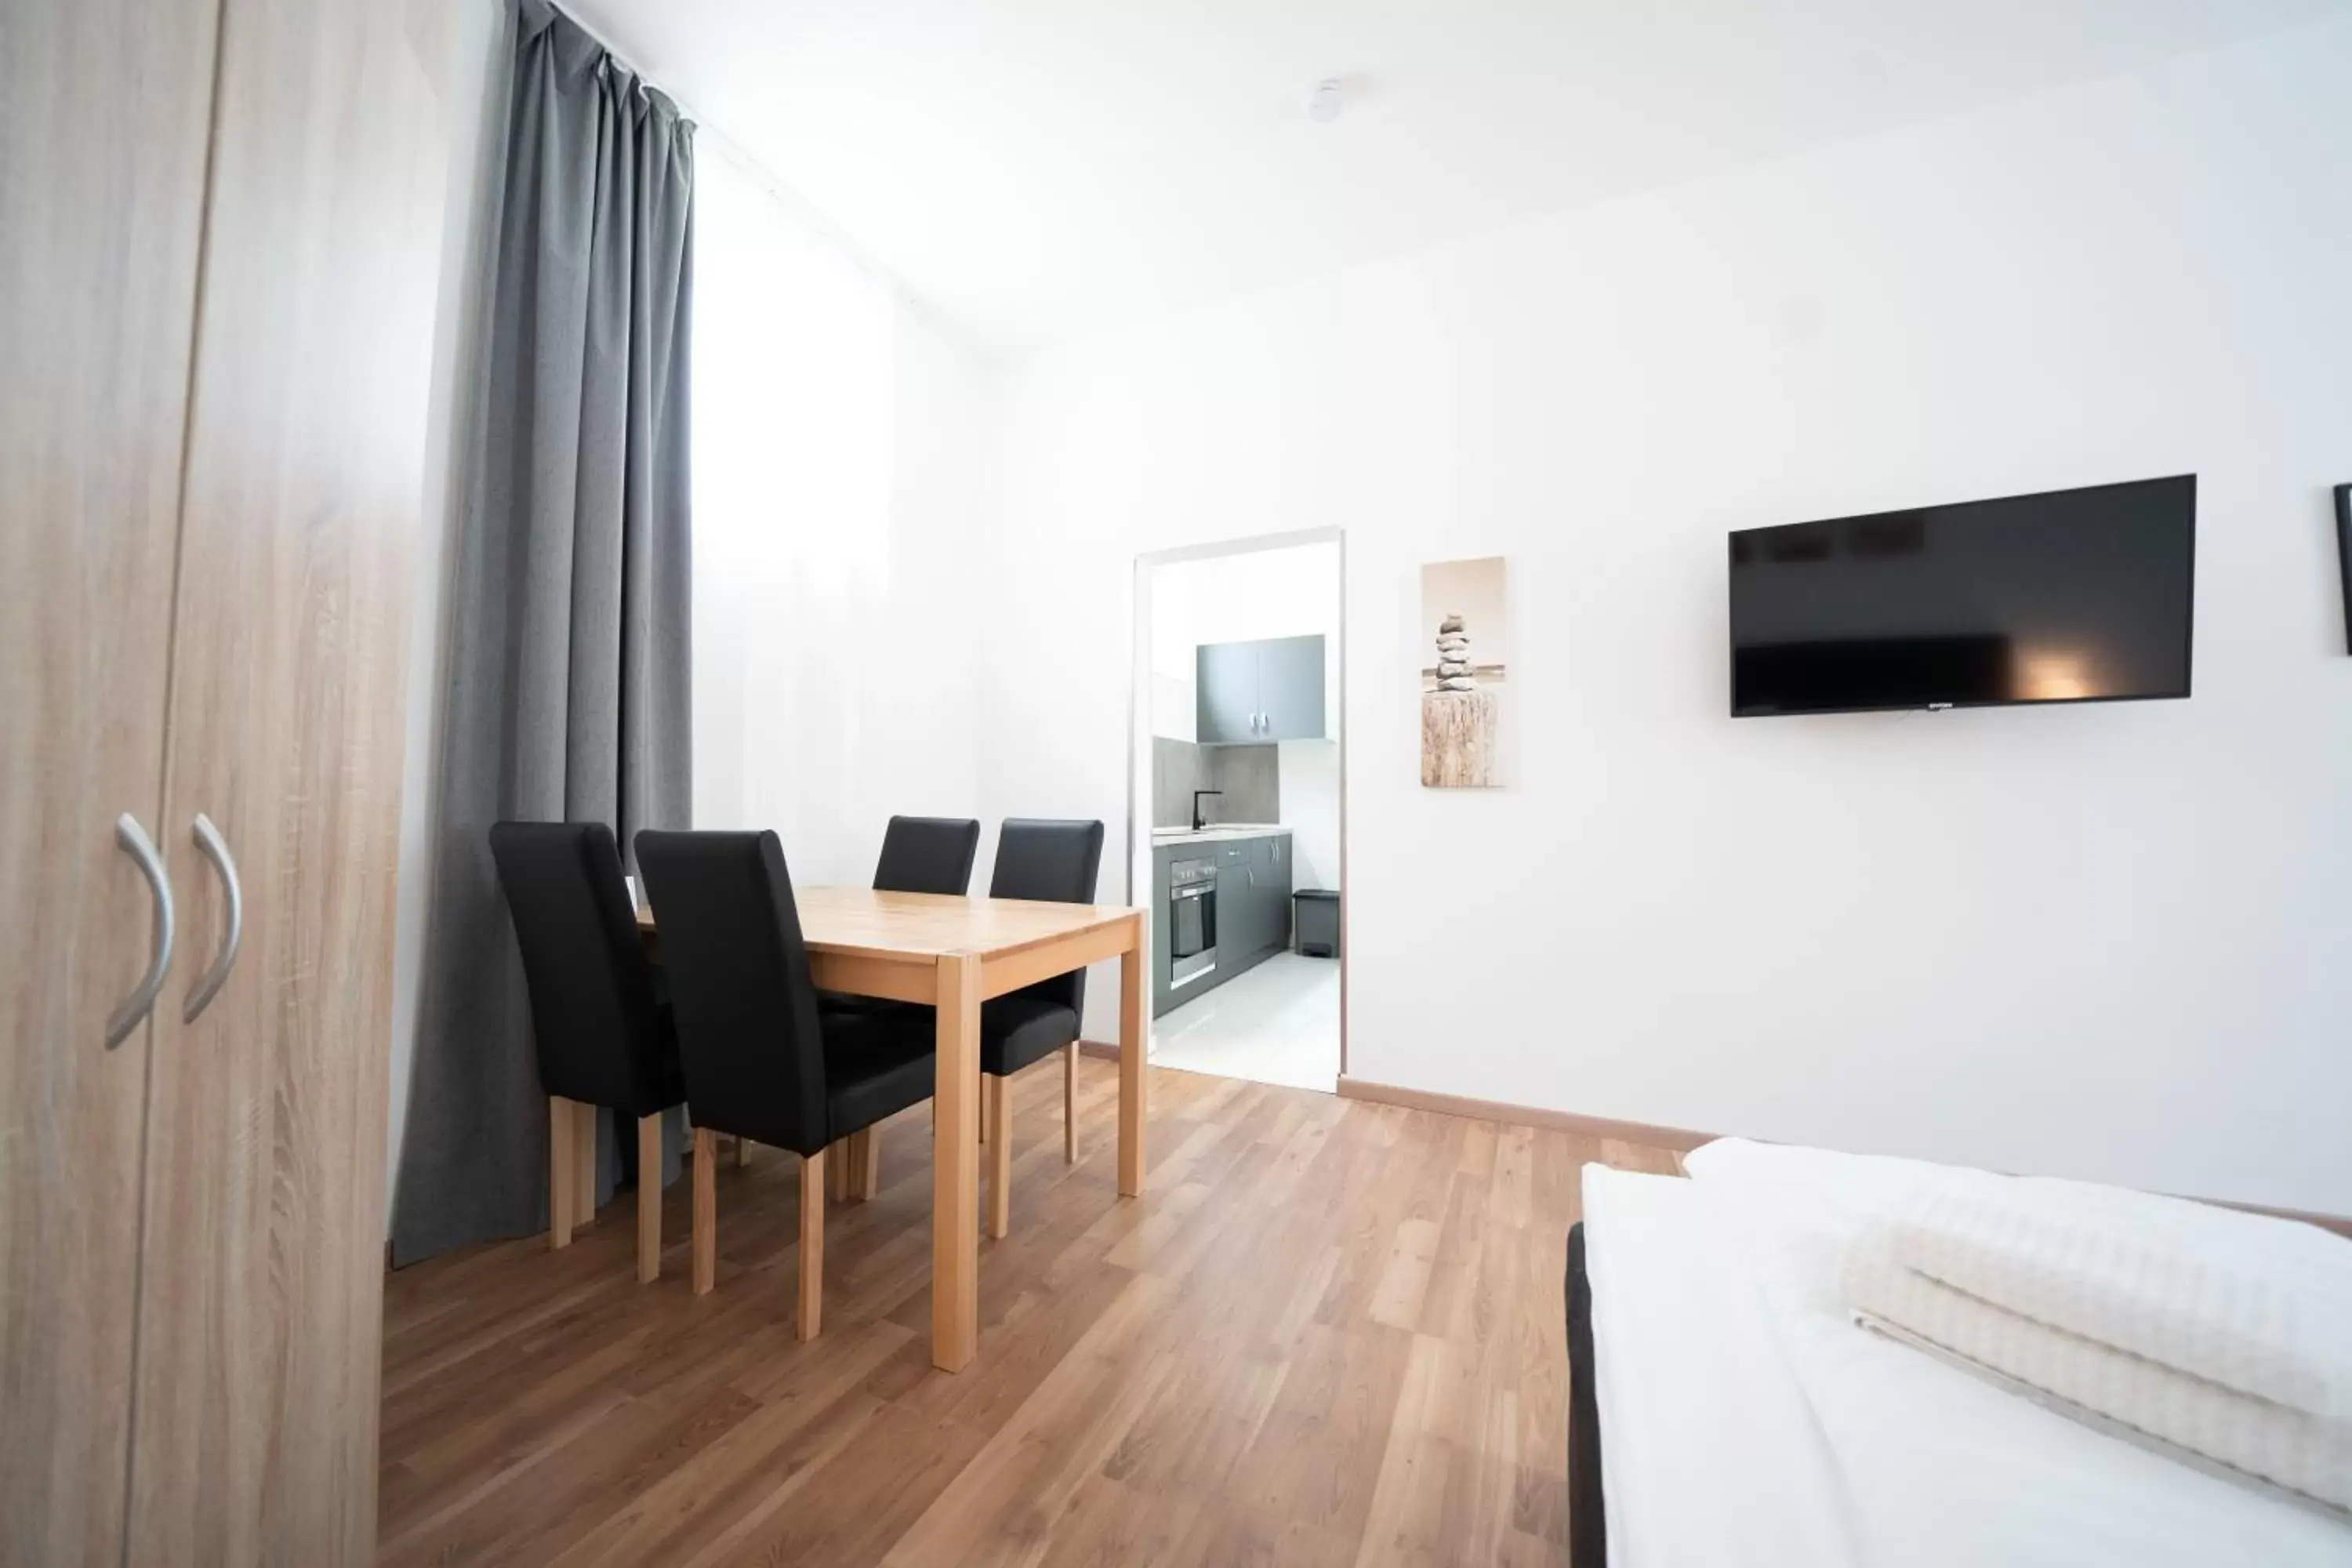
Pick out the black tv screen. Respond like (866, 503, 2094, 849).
(1728, 475, 2195, 717)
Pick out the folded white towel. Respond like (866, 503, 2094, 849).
(1842, 1227, 2352, 1513)
(1880, 1183, 2352, 1423)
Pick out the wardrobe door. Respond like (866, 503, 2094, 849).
(122, 0, 452, 1559)
(0, 3, 221, 1563)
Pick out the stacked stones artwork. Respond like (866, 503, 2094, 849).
(1433, 614, 1475, 691)
(1419, 557, 1507, 789)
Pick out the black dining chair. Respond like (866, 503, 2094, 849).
(488, 821, 684, 1283)
(978, 818, 1105, 1239)
(820, 815, 981, 1196)
(633, 828, 939, 1338)
(872, 815, 982, 895)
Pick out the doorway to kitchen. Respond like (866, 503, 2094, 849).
(1127, 530, 1344, 1093)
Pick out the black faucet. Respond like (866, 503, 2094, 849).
(1192, 789, 1223, 832)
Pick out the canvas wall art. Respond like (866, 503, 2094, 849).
(1420, 556, 1508, 787)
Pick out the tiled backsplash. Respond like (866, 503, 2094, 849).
(1153, 737, 1279, 826)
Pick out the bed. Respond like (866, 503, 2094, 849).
(1566, 1141, 2352, 1568)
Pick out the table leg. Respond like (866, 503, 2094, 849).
(1119, 914, 1147, 1198)
(931, 952, 981, 1370)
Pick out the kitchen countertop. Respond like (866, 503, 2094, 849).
(1149, 823, 1292, 847)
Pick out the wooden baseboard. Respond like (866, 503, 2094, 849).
(1334, 1075, 1714, 1153)
(1082, 1047, 2351, 1237)
(1334, 1076, 2352, 1240)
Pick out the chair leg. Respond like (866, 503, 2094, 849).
(799, 1146, 826, 1341)
(691, 1127, 717, 1296)
(1063, 1044, 1079, 1164)
(549, 1096, 576, 1250)
(735, 1134, 750, 1170)
(575, 1100, 598, 1224)
(827, 1138, 848, 1201)
(858, 1126, 881, 1200)
(636, 1112, 662, 1283)
(987, 1073, 1012, 1240)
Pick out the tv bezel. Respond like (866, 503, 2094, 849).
(1726, 474, 2197, 718)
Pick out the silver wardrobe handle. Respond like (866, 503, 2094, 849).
(106, 813, 175, 1049)
(183, 812, 243, 1023)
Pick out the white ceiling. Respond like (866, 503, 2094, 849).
(568, 0, 2339, 353)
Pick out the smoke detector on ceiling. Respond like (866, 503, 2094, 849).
(1308, 78, 1345, 123)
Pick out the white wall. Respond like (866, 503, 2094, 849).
(1276, 738, 1341, 895)
(691, 147, 987, 887)
(982, 17, 2352, 1214)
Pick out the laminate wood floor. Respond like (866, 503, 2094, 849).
(378, 1058, 1682, 1566)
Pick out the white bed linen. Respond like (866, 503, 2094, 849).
(1584, 1145, 2352, 1567)
(1582, 1167, 1860, 1568)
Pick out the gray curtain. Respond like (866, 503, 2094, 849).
(393, 0, 695, 1265)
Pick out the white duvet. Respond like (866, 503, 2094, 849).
(1582, 1142, 2352, 1568)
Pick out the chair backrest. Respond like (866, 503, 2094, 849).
(632, 829, 830, 1156)
(873, 815, 982, 895)
(488, 821, 672, 1115)
(988, 818, 1105, 1016)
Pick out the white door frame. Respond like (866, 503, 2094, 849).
(1127, 526, 1347, 1078)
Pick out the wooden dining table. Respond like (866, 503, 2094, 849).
(637, 886, 1149, 1372)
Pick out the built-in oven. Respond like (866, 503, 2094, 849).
(1168, 857, 1218, 988)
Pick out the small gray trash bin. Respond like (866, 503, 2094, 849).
(1293, 889, 1341, 958)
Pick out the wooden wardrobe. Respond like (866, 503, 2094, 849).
(1, 0, 452, 1562)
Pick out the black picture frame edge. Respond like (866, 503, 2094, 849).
(2336, 483, 2351, 658)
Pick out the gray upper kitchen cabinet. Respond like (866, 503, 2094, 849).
(1196, 640, 1261, 743)
(1196, 634, 1326, 743)
(1255, 635, 1326, 741)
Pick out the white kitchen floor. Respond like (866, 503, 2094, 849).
(1152, 951, 1341, 1093)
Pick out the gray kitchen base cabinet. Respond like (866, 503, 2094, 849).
(1151, 830, 1291, 1018)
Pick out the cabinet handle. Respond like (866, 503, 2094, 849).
(105, 813, 174, 1049)
(183, 812, 244, 1023)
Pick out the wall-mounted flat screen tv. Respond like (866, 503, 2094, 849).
(1729, 475, 2194, 717)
